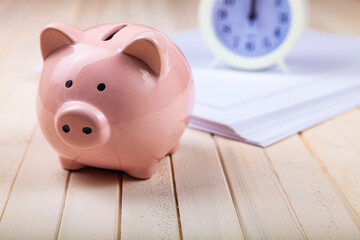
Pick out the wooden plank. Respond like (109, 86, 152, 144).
(100, 0, 198, 33)
(310, 0, 360, 36)
(302, 120, 360, 218)
(0, 128, 69, 239)
(73, 0, 103, 29)
(172, 129, 244, 240)
(0, 80, 37, 142)
(332, 110, 360, 151)
(0, 78, 38, 219)
(0, 0, 78, 224)
(266, 135, 360, 239)
(58, 169, 120, 240)
(121, 156, 180, 240)
(0, 143, 28, 218)
(215, 136, 306, 239)
(0, 0, 33, 65)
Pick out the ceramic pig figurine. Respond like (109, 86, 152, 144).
(37, 23, 194, 178)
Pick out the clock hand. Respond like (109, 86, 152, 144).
(248, 0, 257, 22)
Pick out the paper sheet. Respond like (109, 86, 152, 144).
(171, 29, 360, 146)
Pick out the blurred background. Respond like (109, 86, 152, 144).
(1, 0, 360, 69)
(4, 0, 357, 35)
(0, 0, 359, 117)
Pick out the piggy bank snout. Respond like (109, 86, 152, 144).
(55, 102, 110, 149)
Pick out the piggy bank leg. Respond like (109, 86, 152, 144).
(168, 141, 180, 155)
(126, 162, 159, 179)
(59, 156, 86, 171)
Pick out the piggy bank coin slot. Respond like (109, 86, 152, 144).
(103, 25, 127, 41)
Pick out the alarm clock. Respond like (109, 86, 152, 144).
(199, 0, 308, 71)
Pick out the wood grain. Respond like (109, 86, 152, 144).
(215, 136, 306, 240)
(302, 121, 360, 219)
(267, 135, 360, 239)
(172, 129, 244, 240)
(0, 0, 78, 221)
(121, 156, 180, 240)
(0, 129, 69, 239)
(332, 110, 360, 152)
(58, 169, 120, 240)
(310, 0, 360, 36)
(72, 0, 199, 34)
(0, 80, 38, 219)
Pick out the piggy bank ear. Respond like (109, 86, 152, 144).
(40, 23, 81, 60)
(122, 32, 170, 77)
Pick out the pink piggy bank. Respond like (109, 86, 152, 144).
(37, 23, 194, 178)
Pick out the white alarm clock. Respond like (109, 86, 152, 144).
(199, 0, 308, 72)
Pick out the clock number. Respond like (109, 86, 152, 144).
(274, 0, 282, 7)
(263, 37, 272, 49)
(274, 27, 281, 38)
(279, 12, 289, 24)
(224, 0, 235, 6)
(232, 36, 240, 48)
(245, 41, 255, 52)
(222, 24, 232, 34)
(217, 9, 227, 20)
(210, 0, 293, 58)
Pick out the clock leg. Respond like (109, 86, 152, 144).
(210, 57, 221, 68)
(277, 59, 289, 73)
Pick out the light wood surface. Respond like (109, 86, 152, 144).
(121, 157, 180, 240)
(172, 130, 244, 240)
(58, 168, 120, 240)
(215, 136, 306, 240)
(0, 129, 68, 240)
(266, 136, 360, 239)
(0, 0, 360, 239)
(302, 122, 360, 219)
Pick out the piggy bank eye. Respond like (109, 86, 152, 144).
(97, 83, 106, 91)
(65, 80, 73, 88)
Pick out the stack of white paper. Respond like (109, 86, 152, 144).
(171, 30, 360, 146)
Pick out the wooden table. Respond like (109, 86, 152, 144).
(1, 0, 360, 239)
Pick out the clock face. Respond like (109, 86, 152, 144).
(212, 0, 292, 57)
